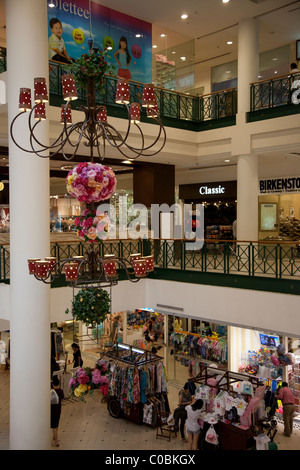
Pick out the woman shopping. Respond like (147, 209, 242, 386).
(185, 399, 204, 450)
(174, 383, 193, 442)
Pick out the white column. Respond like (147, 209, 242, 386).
(237, 18, 259, 113)
(237, 154, 259, 241)
(6, 0, 50, 449)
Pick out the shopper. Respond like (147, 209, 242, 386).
(276, 382, 295, 437)
(174, 383, 193, 442)
(50, 376, 64, 447)
(110, 315, 121, 343)
(71, 342, 83, 368)
(290, 62, 300, 74)
(185, 399, 204, 450)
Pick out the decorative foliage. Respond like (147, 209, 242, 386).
(67, 50, 115, 93)
(65, 287, 110, 327)
(68, 360, 109, 400)
(74, 208, 108, 243)
(66, 162, 117, 203)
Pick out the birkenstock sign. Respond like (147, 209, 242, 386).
(260, 177, 300, 193)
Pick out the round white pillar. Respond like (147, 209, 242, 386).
(6, 0, 51, 449)
(237, 18, 259, 113)
(237, 154, 259, 241)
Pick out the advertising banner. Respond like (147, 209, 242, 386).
(47, 0, 152, 83)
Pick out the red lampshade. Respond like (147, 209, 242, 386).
(34, 102, 46, 121)
(19, 88, 32, 111)
(115, 79, 130, 104)
(64, 262, 79, 282)
(130, 103, 140, 123)
(34, 260, 50, 279)
(147, 104, 159, 118)
(28, 258, 41, 275)
(60, 103, 72, 124)
(143, 255, 154, 272)
(97, 106, 108, 123)
(34, 77, 48, 103)
(45, 257, 57, 272)
(133, 259, 147, 278)
(103, 258, 118, 279)
(142, 84, 157, 108)
(61, 74, 78, 101)
(130, 253, 141, 264)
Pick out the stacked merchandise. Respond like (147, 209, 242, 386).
(239, 349, 281, 380)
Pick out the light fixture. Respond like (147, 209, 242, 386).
(222, 0, 230, 3)
(227, 41, 233, 45)
(160, 34, 166, 38)
(27, 251, 154, 287)
(181, 14, 188, 19)
(0, 182, 4, 191)
(152, 45, 157, 48)
(48, 1, 55, 7)
(181, 56, 186, 61)
(10, 63, 166, 161)
(224, 159, 230, 162)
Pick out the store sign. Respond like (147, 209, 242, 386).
(199, 185, 225, 195)
(179, 181, 237, 200)
(259, 177, 300, 193)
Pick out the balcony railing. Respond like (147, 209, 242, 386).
(1, 239, 300, 283)
(250, 72, 300, 111)
(1, 55, 299, 124)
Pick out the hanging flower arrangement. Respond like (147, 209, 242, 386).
(67, 50, 115, 93)
(68, 360, 109, 401)
(66, 162, 117, 203)
(65, 287, 110, 327)
(74, 208, 108, 243)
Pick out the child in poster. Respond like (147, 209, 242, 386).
(114, 36, 132, 79)
(48, 17, 72, 64)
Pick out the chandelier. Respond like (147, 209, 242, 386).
(9, 62, 166, 162)
(27, 249, 154, 287)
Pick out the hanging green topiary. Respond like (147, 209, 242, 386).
(65, 287, 110, 327)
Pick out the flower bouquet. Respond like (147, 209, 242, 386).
(74, 208, 108, 243)
(66, 162, 117, 203)
(65, 287, 110, 327)
(67, 50, 115, 94)
(69, 361, 109, 401)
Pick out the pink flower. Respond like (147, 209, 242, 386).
(81, 209, 90, 217)
(74, 217, 80, 226)
(83, 218, 93, 229)
(69, 377, 77, 388)
(92, 369, 102, 384)
(99, 375, 108, 385)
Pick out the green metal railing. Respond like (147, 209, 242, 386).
(250, 72, 300, 111)
(1, 55, 299, 124)
(1, 239, 300, 283)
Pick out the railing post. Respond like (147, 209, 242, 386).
(250, 242, 254, 276)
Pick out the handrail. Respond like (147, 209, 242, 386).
(250, 72, 300, 85)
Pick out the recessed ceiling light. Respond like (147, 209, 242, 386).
(172, 51, 176, 54)
(152, 45, 157, 48)
(122, 160, 133, 164)
(48, 1, 55, 7)
(227, 41, 233, 45)
(181, 14, 188, 19)
(272, 58, 278, 61)
(222, 0, 230, 3)
(160, 33, 166, 38)
(136, 34, 141, 38)
(274, 70, 278, 74)
(226, 70, 231, 74)
(181, 56, 186, 61)
(224, 159, 231, 162)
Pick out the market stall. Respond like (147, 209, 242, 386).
(99, 343, 169, 426)
(189, 363, 276, 450)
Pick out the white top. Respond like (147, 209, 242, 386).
(48, 33, 65, 59)
(185, 405, 203, 433)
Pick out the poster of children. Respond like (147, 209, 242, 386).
(47, 0, 152, 83)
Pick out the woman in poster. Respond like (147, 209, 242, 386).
(114, 36, 132, 79)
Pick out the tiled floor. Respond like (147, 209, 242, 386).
(1, 352, 300, 452)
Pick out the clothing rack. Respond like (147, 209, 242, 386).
(190, 363, 261, 393)
(99, 342, 163, 367)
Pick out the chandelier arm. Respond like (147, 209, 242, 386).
(99, 122, 132, 149)
(115, 257, 141, 283)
